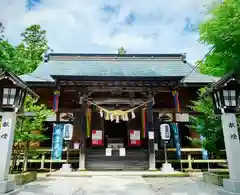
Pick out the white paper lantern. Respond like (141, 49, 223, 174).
(63, 124, 73, 141)
(160, 124, 171, 141)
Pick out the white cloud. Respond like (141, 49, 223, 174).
(0, 0, 216, 63)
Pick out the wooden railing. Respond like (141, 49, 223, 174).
(11, 148, 227, 171)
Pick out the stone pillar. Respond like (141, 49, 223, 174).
(40, 154, 45, 169)
(219, 113, 240, 195)
(0, 112, 19, 194)
(147, 102, 156, 170)
(79, 99, 86, 170)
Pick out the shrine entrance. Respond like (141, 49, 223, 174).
(85, 113, 149, 170)
(104, 120, 128, 148)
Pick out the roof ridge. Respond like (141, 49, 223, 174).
(47, 53, 186, 62)
(48, 53, 184, 57)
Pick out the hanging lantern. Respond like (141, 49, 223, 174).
(110, 114, 114, 121)
(105, 112, 110, 120)
(100, 109, 104, 118)
(131, 111, 135, 119)
(116, 115, 120, 123)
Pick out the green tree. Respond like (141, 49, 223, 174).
(190, 0, 240, 156)
(21, 24, 52, 72)
(0, 24, 53, 172)
(0, 41, 30, 75)
(0, 24, 51, 75)
(14, 96, 52, 172)
(118, 47, 127, 55)
(198, 0, 240, 76)
(189, 88, 224, 156)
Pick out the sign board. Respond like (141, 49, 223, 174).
(130, 130, 140, 140)
(129, 130, 141, 146)
(92, 129, 103, 145)
(148, 131, 154, 140)
(176, 113, 189, 122)
(51, 124, 64, 160)
(119, 148, 126, 156)
(63, 124, 73, 141)
(73, 142, 80, 149)
(106, 148, 112, 156)
(160, 124, 171, 141)
(108, 143, 124, 150)
(0, 119, 12, 141)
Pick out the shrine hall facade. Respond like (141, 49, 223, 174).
(20, 53, 218, 170)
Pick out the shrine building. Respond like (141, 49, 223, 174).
(20, 53, 218, 171)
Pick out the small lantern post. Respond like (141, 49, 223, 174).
(159, 114, 174, 172)
(0, 72, 38, 194)
(207, 73, 240, 195)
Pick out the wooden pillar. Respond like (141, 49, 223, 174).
(147, 101, 156, 170)
(78, 99, 87, 170)
(154, 113, 160, 150)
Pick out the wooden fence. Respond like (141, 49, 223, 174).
(12, 148, 227, 171)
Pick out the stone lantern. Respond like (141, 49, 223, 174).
(0, 71, 38, 195)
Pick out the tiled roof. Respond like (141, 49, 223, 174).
(180, 69, 220, 84)
(19, 53, 219, 84)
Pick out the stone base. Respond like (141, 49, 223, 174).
(218, 179, 240, 195)
(218, 189, 240, 195)
(161, 163, 174, 173)
(148, 168, 157, 171)
(59, 164, 72, 173)
(0, 180, 19, 195)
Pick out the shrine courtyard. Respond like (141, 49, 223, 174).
(16, 174, 219, 195)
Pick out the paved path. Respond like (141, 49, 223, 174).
(145, 175, 220, 195)
(17, 175, 220, 195)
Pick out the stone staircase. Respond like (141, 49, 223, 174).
(85, 148, 149, 170)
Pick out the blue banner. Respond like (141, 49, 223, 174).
(200, 135, 209, 160)
(171, 123, 181, 159)
(51, 123, 64, 160)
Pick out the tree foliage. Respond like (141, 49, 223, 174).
(190, 0, 240, 155)
(14, 96, 52, 171)
(21, 24, 52, 72)
(198, 0, 240, 76)
(189, 88, 224, 156)
(0, 24, 50, 75)
(118, 47, 127, 55)
(0, 23, 53, 172)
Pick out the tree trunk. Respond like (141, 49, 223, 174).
(23, 141, 29, 172)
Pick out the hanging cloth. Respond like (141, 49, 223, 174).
(172, 90, 181, 160)
(86, 107, 92, 138)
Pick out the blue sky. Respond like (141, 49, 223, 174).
(1, 0, 216, 63)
